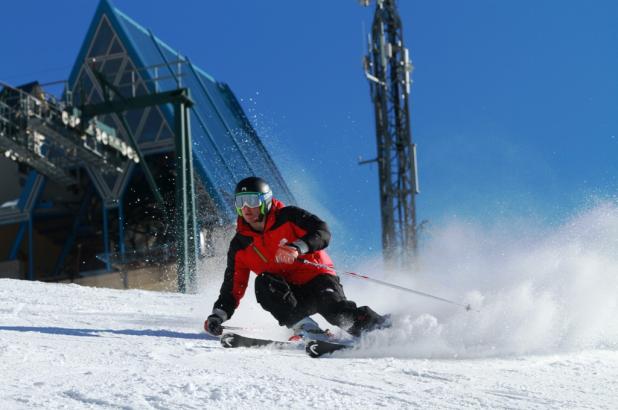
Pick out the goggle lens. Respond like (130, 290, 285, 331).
(235, 193, 262, 209)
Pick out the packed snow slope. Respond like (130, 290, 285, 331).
(2, 203, 618, 409)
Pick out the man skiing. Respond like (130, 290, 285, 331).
(205, 176, 389, 340)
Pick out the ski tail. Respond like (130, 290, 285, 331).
(220, 333, 299, 349)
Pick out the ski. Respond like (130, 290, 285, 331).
(220, 333, 299, 349)
(305, 339, 354, 358)
(221, 333, 354, 357)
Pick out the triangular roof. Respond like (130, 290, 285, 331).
(68, 0, 294, 221)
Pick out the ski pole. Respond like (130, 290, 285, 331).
(299, 259, 473, 311)
(221, 325, 254, 331)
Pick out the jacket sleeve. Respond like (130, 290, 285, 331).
(283, 206, 331, 253)
(212, 235, 251, 320)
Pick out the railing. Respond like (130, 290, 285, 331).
(0, 80, 136, 185)
(85, 58, 188, 99)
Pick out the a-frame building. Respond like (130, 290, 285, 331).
(0, 0, 293, 288)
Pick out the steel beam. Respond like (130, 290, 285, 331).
(82, 88, 192, 118)
(102, 204, 111, 272)
(174, 98, 197, 293)
(87, 68, 197, 293)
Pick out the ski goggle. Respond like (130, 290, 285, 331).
(235, 192, 263, 209)
(234, 191, 272, 214)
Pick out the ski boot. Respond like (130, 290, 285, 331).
(347, 307, 392, 337)
(288, 317, 333, 342)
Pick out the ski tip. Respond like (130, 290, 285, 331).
(305, 340, 351, 358)
(220, 333, 238, 348)
(305, 340, 322, 358)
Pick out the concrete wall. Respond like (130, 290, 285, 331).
(64, 264, 178, 292)
(0, 259, 22, 279)
(1, 261, 179, 293)
(0, 224, 63, 280)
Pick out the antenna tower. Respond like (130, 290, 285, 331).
(361, 0, 419, 269)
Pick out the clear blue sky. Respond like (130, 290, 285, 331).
(1, 1, 617, 264)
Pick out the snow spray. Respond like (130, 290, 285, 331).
(340, 202, 618, 359)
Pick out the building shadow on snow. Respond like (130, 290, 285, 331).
(0, 326, 218, 341)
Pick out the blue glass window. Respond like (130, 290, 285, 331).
(68, 3, 295, 221)
(88, 18, 114, 58)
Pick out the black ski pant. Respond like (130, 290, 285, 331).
(254, 272, 379, 332)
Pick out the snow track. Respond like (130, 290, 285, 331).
(1, 279, 616, 409)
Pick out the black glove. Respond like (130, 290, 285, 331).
(205, 314, 224, 336)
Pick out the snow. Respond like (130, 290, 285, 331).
(2, 203, 618, 409)
(1, 282, 616, 410)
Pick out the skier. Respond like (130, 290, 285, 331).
(205, 176, 389, 340)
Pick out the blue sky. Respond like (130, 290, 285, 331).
(1, 1, 617, 264)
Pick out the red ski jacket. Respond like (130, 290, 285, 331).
(213, 198, 335, 319)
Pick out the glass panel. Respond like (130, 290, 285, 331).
(190, 107, 237, 199)
(134, 82, 148, 97)
(139, 107, 164, 142)
(203, 76, 294, 205)
(110, 57, 145, 136)
(73, 72, 94, 106)
(106, 9, 292, 213)
(156, 41, 186, 93)
(158, 122, 173, 141)
(118, 69, 133, 98)
(115, 15, 166, 94)
(101, 57, 123, 80)
(154, 45, 182, 126)
(100, 57, 123, 83)
(123, 109, 143, 136)
(109, 36, 124, 54)
(116, 58, 144, 99)
(88, 88, 103, 105)
(88, 17, 114, 58)
(184, 72, 251, 180)
(104, 173, 117, 188)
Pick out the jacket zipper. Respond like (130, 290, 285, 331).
(251, 244, 268, 263)
(251, 212, 269, 263)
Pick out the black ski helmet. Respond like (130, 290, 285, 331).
(234, 176, 273, 216)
